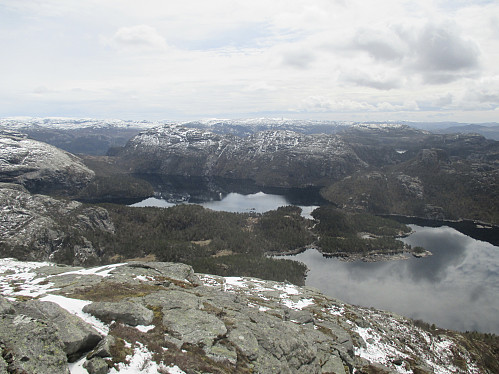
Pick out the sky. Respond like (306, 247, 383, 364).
(1, 0, 498, 122)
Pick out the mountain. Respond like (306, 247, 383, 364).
(117, 124, 366, 188)
(1, 258, 496, 374)
(0, 130, 95, 195)
(0, 182, 114, 266)
(115, 123, 498, 223)
(323, 126, 499, 223)
(437, 124, 499, 141)
(0, 117, 159, 156)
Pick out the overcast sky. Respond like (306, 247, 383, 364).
(1, 0, 498, 122)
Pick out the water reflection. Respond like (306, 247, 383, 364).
(131, 192, 318, 218)
(285, 225, 499, 334)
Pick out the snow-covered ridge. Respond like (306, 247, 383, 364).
(0, 117, 163, 130)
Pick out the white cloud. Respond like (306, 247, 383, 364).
(105, 25, 167, 52)
(352, 27, 406, 61)
(1, 0, 499, 121)
(340, 69, 401, 90)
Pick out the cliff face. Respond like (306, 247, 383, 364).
(0, 130, 95, 195)
(1, 259, 493, 374)
(0, 183, 114, 266)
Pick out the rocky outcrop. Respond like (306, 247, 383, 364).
(83, 301, 154, 326)
(0, 183, 114, 265)
(15, 299, 102, 361)
(118, 125, 367, 188)
(1, 259, 494, 373)
(0, 312, 70, 373)
(0, 130, 94, 194)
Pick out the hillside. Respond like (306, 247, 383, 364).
(1, 258, 497, 374)
(114, 123, 498, 223)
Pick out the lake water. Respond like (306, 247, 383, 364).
(131, 188, 499, 334)
(131, 192, 318, 219)
(281, 225, 499, 334)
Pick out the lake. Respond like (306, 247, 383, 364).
(131, 192, 318, 219)
(280, 225, 499, 334)
(131, 185, 499, 334)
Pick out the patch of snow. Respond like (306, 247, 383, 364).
(223, 276, 248, 291)
(299, 205, 318, 219)
(54, 263, 126, 277)
(355, 325, 410, 373)
(274, 283, 300, 295)
(134, 275, 153, 282)
(0, 258, 58, 298)
(108, 342, 169, 374)
(135, 324, 155, 333)
(165, 365, 187, 374)
(327, 305, 345, 316)
(68, 356, 88, 374)
(281, 297, 314, 310)
(39, 294, 108, 335)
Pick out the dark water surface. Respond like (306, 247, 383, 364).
(283, 225, 499, 334)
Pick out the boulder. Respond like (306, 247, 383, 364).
(0, 296, 14, 315)
(0, 314, 69, 374)
(83, 357, 109, 374)
(14, 299, 102, 361)
(83, 301, 154, 326)
(162, 308, 227, 347)
(87, 335, 116, 359)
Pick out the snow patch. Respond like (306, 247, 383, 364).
(135, 324, 155, 333)
(108, 342, 174, 374)
(39, 294, 108, 335)
(54, 263, 126, 277)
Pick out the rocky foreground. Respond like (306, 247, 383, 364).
(0, 258, 492, 374)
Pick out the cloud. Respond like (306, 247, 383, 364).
(299, 96, 376, 112)
(340, 69, 401, 90)
(106, 25, 168, 51)
(352, 28, 406, 61)
(280, 48, 316, 69)
(405, 22, 481, 82)
(244, 81, 277, 92)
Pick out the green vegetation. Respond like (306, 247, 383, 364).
(79, 204, 313, 285)
(312, 206, 410, 255)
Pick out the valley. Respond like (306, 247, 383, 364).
(0, 118, 498, 373)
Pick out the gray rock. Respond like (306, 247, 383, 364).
(0, 296, 14, 315)
(125, 261, 201, 285)
(0, 346, 8, 374)
(162, 308, 227, 347)
(141, 289, 201, 310)
(87, 335, 116, 359)
(0, 130, 94, 194)
(227, 326, 260, 360)
(83, 357, 109, 374)
(83, 301, 154, 326)
(0, 314, 69, 374)
(15, 299, 102, 361)
(0, 183, 112, 265)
